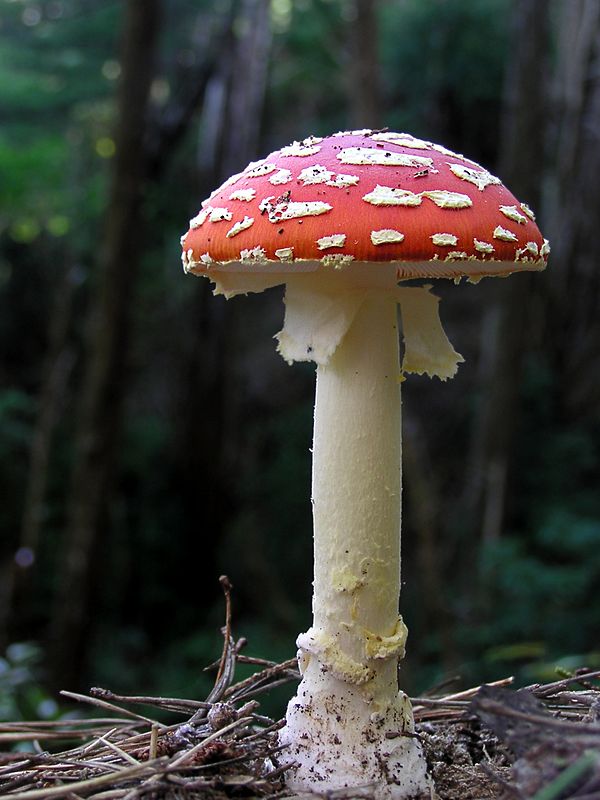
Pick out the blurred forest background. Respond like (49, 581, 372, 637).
(1, 0, 599, 722)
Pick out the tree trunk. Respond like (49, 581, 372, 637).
(546, 0, 600, 418)
(48, 0, 160, 690)
(347, 0, 383, 128)
(220, 0, 272, 178)
(169, 0, 274, 611)
(462, 0, 550, 553)
(0, 262, 77, 650)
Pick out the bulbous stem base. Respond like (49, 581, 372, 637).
(279, 660, 430, 799)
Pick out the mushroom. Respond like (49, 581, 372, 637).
(181, 130, 549, 798)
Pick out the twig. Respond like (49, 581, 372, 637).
(1, 760, 167, 800)
(149, 724, 158, 762)
(89, 688, 210, 714)
(97, 737, 141, 767)
(529, 670, 600, 698)
(60, 692, 158, 727)
(169, 715, 254, 768)
(232, 675, 302, 703)
(216, 575, 233, 685)
(243, 718, 286, 741)
(476, 697, 600, 735)
(235, 654, 280, 667)
(224, 658, 299, 701)
(411, 698, 468, 708)
(201, 579, 240, 709)
(424, 676, 515, 704)
(0, 719, 137, 731)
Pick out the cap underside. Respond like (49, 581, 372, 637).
(187, 256, 546, 283)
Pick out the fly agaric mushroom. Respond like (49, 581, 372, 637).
(181, 130, 549, 798)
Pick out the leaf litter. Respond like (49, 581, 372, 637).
(1, 577, 598, 799)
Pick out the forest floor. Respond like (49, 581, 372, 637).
(1, 586, 599, 800)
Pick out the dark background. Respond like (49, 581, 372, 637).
(0, 0, 599, 721)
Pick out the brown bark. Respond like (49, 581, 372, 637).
(48, 0, 161, 689)
(546, 0, 600, 418)
(145, 7, 234, 181)
(462, 0, 550, 550)
(347, 0, 383, 128)
(220, 0, 272, 178)
(197, 0, 271, 182)
(170, 0, 274, 609)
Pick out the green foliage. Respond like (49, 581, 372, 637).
(457, 394, 600, 684)
(88, 617, 295, 720)
(382, 0, 511, 161)
(267, 0, 350, 138)
(0, 135, 70, 239)
(88, 624, 219, 700)
(479, 508, 600, 653)
(0, 0, 119, 249)
(0, 643, 58, 724)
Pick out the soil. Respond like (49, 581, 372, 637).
(419, 718, 513, 799)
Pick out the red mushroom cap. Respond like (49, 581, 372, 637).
(181, 130, 549, 280)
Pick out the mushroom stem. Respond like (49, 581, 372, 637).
(280, 293, 429, 798)
(312, 293, 403, 679)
